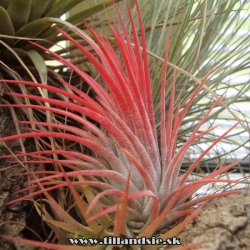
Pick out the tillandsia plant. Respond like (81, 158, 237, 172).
(119, 0, 250, 166)
(0, 1, 242, 250)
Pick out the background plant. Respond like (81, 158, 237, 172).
(0, 1, 244, 249)
(0, 0, 121, 69)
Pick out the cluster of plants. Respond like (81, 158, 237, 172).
(0, 0, 249, 249)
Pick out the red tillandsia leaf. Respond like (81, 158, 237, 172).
(165, 209, 195, 222)
(160, 178, 238, 212)
(77, 175, 113, 234)
(106, 16, 159, 161)
(121, 190, 160, 231)
(174, 160, 241, 206)
(160, 30, 171, 172)
(87, 190, 159, 224)
(10, 180, 116, 201)
(28, 41, 114, 108)
(0, 79, 105, 114)
(57, 163, 111, 230)
(176, 190, 240, 211)
(179, 125, 240, 186)
(113, 203, 121, 238)
(0, 149, 109, 169)
(137, 193, 180, 238)
(159, 125, 216, 197)
(165, 72, 212, 164)
(17, 168, 131, 190)
(122, 149, 157, 192)
(161, 90, 228, 196)
(143, 205, 207, 250)
(57, 25, 161, 183)
(172, 69, 214, 133)
(86, 189, 142, 216)
(166, 178, 238, 202)
(0, 126, 138, 183)
(0, 101, 139, 163)
(131, 0, 155, 133)
(162, 203, 206, 239)
(1, 94, 158, 181)
(114, 169, 131, 237)
(27, 175, 100, 238)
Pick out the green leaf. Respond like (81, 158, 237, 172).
(15, 18, 51, 37)
(21, 32, 83, 52)
(0, 0, 11, 9)
(66, 0, 122, 24)
(169, 0, 194, 62)
(28, 0, 51, 22)
(0, 48, 27, 62)
(0, 6, 15, 45)
(26, 50, 47, 84)
(46, 0, 84, 18)
(40, 0, 56, 17)
(7, 0, 32, 30)
(41, 0, 121, 40)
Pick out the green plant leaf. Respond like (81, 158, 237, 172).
(45, 0, 83, 18)
(28, 0, 51, 22)
(26, 50, 47, 84)
(66, 0, 122, 24)
(0, 0, 10, 9)
(7, 0, 32, 30)
(0, 47, 27, 62)
(15, 17, 51, 37)
(0, 6, 14, 45)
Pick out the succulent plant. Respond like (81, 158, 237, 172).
(0, 0, 121, 80)
(0, 1, 242, 249)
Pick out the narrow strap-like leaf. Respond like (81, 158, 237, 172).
(26, 50, 47, 84)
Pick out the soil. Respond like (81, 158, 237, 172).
(1, 96, 250, 250)
(178, 187, 250, 250)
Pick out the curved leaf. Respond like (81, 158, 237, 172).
(26, 50, 47, 84)
(0, 6, 14, 45)
(15, 18, 51, 37)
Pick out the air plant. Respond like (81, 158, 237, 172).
(0, 1, 241, 249)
